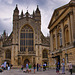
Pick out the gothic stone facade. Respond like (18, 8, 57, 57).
(48, 0, 75, 68)
(0, 5, 49, 67)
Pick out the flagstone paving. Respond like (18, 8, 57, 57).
(0, 68, 75, 75)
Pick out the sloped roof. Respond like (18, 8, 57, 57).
(41, 32, 50, 46)
(48, 0, 75, 28)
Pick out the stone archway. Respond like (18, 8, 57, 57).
(24, 59, 30, 67)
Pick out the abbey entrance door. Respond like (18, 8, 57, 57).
(24, 59, 30, 67)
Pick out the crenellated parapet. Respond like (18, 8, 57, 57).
(13, 4, 41, 22)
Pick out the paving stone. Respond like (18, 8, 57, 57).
(0, 69, 75, 75)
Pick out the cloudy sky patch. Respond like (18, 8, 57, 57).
(0, 0, 70, 36)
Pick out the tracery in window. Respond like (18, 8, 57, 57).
(43, 50, 48, 58)
(5, 50, 11, 59)
(20, 25, 34, 51)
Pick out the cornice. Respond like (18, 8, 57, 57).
(48, 2, 74, 29)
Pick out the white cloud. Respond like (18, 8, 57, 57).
(3, 0, 13, 4)
(0, 0, 71, 36)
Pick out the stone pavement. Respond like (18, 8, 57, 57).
(0, 69, 75, 75)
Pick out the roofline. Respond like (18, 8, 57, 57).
(48, 1, 75, 29)
(48, 3, 69, 29)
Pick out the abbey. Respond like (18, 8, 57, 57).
(0, 5, 50, 67)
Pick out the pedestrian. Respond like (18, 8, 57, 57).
(43, 63, 45, 71)
(37, 63, 39, 71)
(4, 61, 7, 70)
(28, 63, 32, 72)
(68, 61, 72, 75)
(39, 64, 41, 71)
(21, 65, 24, 70)
(8, 66, 10, 70)
(61, 61, 65, 74)
(26, 62, 29, 71)
(44, 63, 46, 70)
(56, 62, 60, 74)
(10, 64, 13, 69)
(33, 63, 36, 73)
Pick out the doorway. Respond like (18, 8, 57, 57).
(55, 56, 60, 69)
(24, 59, 30, 67)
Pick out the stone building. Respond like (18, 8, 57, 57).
(0, 5, 50, 67)
(48, 0, 75, 68)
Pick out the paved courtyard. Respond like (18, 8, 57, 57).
(0, 69, 75, 75)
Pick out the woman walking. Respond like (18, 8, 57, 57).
(61, 61, 65, 74)
(68, 61, 72, 75)
(29, 63, 32, 72)
(33, 63, 36, 73)
(56, 62, 60, 74)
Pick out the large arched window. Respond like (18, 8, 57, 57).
(20, 25, 34, 51)
(43, 50, 48, 58)
(57, 28, 62, 48)
(65, 29, 69, 44)
(64, 25, 69, 45)
(5, 50, 11, 59)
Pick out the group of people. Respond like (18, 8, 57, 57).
(21, 63, 44, 73)
(43, 63, 47, 71)
(56, 61, 73, 75)
(21, 62, 32, 73)
(21, 62, 34, 73)
(0, 61, 13, 72)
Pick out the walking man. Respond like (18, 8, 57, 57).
(37, 63, 39, 71)
(68, 61, 72, 75)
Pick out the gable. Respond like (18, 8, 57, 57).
(48, 4, 69, 28)
(51, 7, 67, 25)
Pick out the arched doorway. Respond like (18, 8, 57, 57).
(5, 50, 11, 65)
(24, 59, 30, 67)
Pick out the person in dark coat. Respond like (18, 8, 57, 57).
(37, 63, 39, 71)
(56, 62, 60, 74)
(33, 63, 36, 73)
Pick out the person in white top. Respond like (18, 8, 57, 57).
(68, 61, 72, 75)
(4, 61, 7, 69)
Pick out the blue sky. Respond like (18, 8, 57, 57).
(0, 0, 70, 36)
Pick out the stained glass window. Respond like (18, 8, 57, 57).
(20, 25, 34, 51)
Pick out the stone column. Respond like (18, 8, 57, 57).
(55, 27, 58, 50)
(73, 8, 75, 40)
(11, 45, 15, 66)
(61, 21, 65, 47)
(50, 31, 53, 52)
(32, 56, 33, 67)
(68, 14, 72, 44)
(70, 12, 74, 42)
